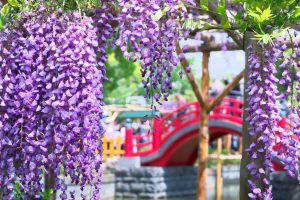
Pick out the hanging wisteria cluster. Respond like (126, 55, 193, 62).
(116, 0, 186, 103)
(246, 45, 280, 199)
(0, 6, 113, 199)
(246, 40, 300, 199)
(274, 35, 300, 178)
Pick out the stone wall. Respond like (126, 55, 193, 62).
(115, 167, 198, 199)
(115, 165, 240, 199)
(271, 172, 300, 200)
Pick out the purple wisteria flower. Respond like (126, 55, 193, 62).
(246, 45, 280, 199)
(0, 6, 113, 200)
(117, 0, 187, 103)
(246, 41, 300, 199)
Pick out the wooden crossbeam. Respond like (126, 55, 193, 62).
(175, 39, 206, 108)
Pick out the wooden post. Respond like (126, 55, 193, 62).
(216, 138, 223, 200)
(197, 51, 210, 200)
(224, 135, 232, 154)
(239, 32, 255, 200)
(238, 137, 243, 154)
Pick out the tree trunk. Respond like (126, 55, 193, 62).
(45, 170, 56, 200)
(197, 51, 210, 200)
(239, 31, 255, 200)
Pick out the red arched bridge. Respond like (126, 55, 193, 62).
(124, 98, 291, 170)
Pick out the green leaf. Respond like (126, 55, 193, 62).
(239, 21, 247, 33)
(154, 6, 169, 21)
(1, 4, 10, 15)
(8, 0, 19, 7)
(262, 34, 271, 44)
(0, 13, 5, 31)
(154, 10, 163, 21)
(270, 29, 288, 39)
(260, 6, 273, 22)
(248, 11, 260, 21)
(292, 6, 300, 19)
(183, 19, 213, 31)
(218, 4, 226, 15)
(221, 14, 231, 29)
(200, 0, 208, 10)
(256, 7, 262, 13)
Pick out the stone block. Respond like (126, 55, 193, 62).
(115, 168, 130, 176)
(130, 167, 146, 177)
(144, 167, 164, 177)
(130, 182, 144, 193)
(123, 177, 138, 183)
(144, 182, 166, 193)
(144, 183, 156, 193)
(116, 182, 130, 192)
(115, 177, 123, 182)
(140, 177, 164, 183)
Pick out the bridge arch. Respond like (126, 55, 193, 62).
(141, 119, 242, 166)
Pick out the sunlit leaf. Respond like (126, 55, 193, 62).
(1, 4, 10, 15)
(154, 6, 170, 21)
(200, 0, 208, 11)
(221, 14, 231, 29)
(8, 0, 19, 7)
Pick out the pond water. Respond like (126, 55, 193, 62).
(171, 179, 238, 200)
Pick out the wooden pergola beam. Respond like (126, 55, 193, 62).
(183, 42, 241, 53)
(208, 1, 244, 48)
(184, 38, 300, 53)
(175, 39, 206, 108)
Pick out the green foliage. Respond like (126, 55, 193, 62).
(104, 47, 197, 104)
(13, 181, 53, 200)
(183, 18, 211, 31)
(200, 0, 209, 10)
(210, 0, 300, 43)
(8, 0, 19, 7)
(104, 47, 143, 104)
(247, 6, 273, 24)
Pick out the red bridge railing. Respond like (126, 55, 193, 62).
(125, 97, 244, 157)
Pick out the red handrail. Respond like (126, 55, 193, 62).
(125, 98, 244, 157)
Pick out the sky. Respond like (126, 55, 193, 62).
(180, 33, 245, 81)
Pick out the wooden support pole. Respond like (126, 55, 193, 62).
(224, 135, 232, 154)
(238, 137, 243, 154)
(197, 51, 210, 200)
(216, 138, 223, 200)
(239, 31, 256, 200)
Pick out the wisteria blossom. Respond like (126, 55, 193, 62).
(0, 7, 112, 199)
